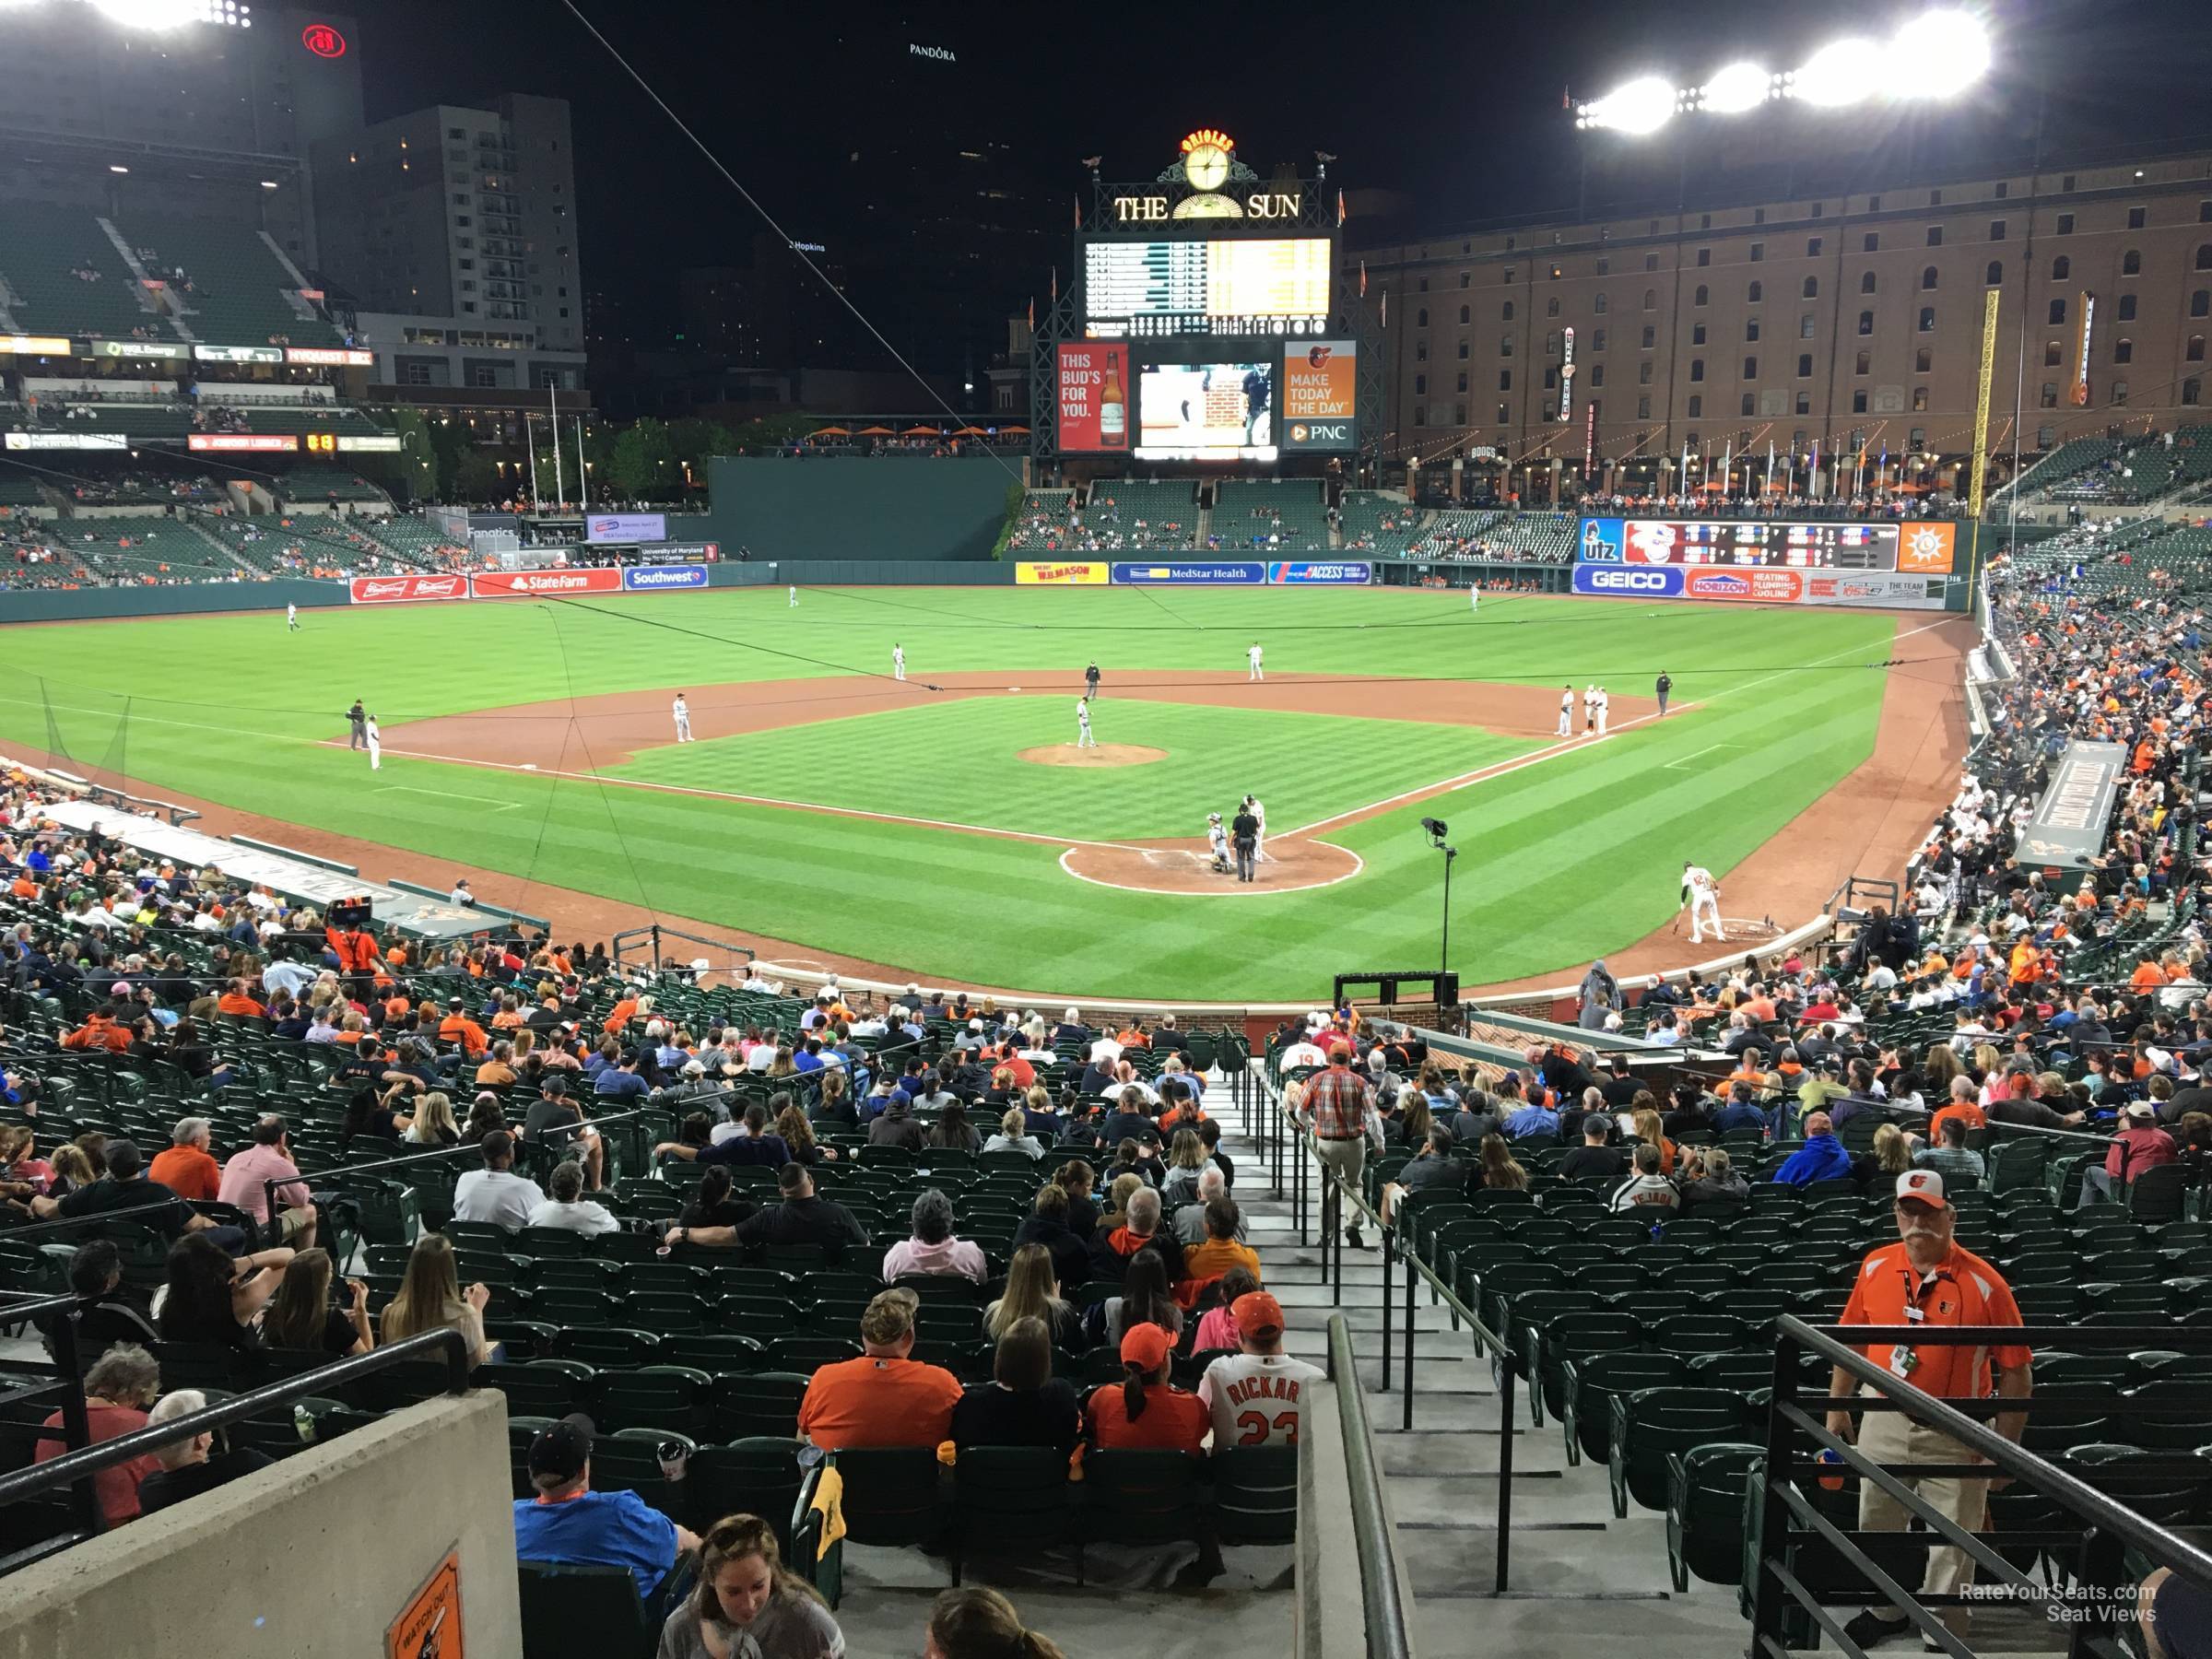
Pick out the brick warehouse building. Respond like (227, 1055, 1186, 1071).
(1351, 145, 2212, 492)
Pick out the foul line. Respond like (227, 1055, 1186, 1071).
(1284, 701, 1700, 839)
(1662, 742, 1743, 771)
(373, 783, 522, 812)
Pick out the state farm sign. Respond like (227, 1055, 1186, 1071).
(469, 567, 624, 599)
(349, 573, 467, 604)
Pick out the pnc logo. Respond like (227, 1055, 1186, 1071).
(300, 22, 347, 58)
(1590, 569, 1670, 591)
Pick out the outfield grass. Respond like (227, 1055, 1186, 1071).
(0, 586, 1900, 999)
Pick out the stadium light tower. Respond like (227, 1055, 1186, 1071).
(1576, 8, 1992, 133)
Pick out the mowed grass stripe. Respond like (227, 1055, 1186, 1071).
(611, 697, 1537, 842)
(0, 594, 1904, 997)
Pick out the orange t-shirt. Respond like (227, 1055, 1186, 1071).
(216, 992, 266, 1018)
(796, 1356, 962, 1450)
(1087, 1382, 1210, 1453)
(2130, 962, 2167, 990)
(1927, 1102, 1986, 1141)
(1840, 1241, 2030, 1399)
(147, 1146, 221, 1202)
(602, 998, 639, 1037)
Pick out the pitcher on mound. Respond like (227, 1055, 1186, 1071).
(1076, 696, 1096, 749)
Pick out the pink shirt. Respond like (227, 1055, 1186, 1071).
(880, 1236, 987, 1283)
(1193, 1305, 1241, 1353)
(217, 1142, 309, 1222)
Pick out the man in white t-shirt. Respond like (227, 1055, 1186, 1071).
(451, 1131, 545, 1232)
(1198, 1293, 1327, 1449)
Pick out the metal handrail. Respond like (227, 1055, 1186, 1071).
(1327, 1313, 1413, 1659)
(0, 1327, 473, 1512)
(0, 1200, 196, 1241)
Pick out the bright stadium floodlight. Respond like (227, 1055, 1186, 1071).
(1890, 9, 1992, 91)
(90, 0, 200, 26)
(1788, 37, 1884, 106)
(1699, 61, 1775, 114)
(1580, 75, 1681, 135)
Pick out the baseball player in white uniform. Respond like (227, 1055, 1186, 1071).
(1595, 686, 1610, 735)
(1206, 812, 1230, 874)
(364, 715, 382, 771)
(1583, 684, 1598, 735)
(1558, 686, 1573, 737)
(788, 585, 797, 607)
(1248, 641, 1265, 681)
(1468, 584, 1479, 612)
(891, 644, 905, 682)
(286, 602, 300, 632)
(672, 694, 693, 743)
(1243, 794, 1269, 862)
(1681, 861, 1724, 944)
(1076, 696, 1095, 748)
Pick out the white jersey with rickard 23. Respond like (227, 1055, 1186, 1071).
(1199, 1353, 1328, 1447)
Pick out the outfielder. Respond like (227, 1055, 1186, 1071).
(1206, 812, 1230, 874)
(788, 585, 797, 607)
(365, 714, 382, 771)
(1681, 861, 1724, 944)
(1468, 584, 1479, 612)
(1248, 641, 1265, 681)
(1076, 696, 1096, 748)
(286, 602, 300, 632)
(892, 643, 906, 682)
(1558, 686, 1573, 737)
(672, 694, 693, 743)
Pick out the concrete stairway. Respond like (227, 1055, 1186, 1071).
(1209, 1066, 1753, 1658)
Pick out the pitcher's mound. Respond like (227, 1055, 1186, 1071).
(1019, 744, 1168, 768)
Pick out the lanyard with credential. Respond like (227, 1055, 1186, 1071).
(1888, 1266, 1956, 1378)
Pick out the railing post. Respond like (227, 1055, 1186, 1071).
(1381, 1224, 1394, 1394)
(1749, 1324, 1805, 1653)
(49, 1309, 100, 1539)
(1295, 1121, 1309, 1247)
(1402, 1233, 1416, 1431)
(1327, 1161, 1342, 1307)
(1494, 1356, 1515, 1593)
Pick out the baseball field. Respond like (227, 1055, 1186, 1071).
(0, 584, 1970, 1002)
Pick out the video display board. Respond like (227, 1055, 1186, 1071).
(1135, 361, 1274, 460)
(1083, 238, 1331, 338)
(1577, 517, 1900, 570)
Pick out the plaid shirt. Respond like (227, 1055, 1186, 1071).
(1912, 1146, 1985, 1186)
(1302, 1065, 1379, 1146)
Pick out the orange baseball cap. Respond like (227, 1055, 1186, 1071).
(1232, 1291, 1286, 1338)
(1120, 1322, 1173, 1372)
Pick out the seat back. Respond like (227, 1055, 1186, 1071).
(690, 1438, 806, 1556)
(1210, 1445, 1299, 1545)
(515, 1559, 658, 1659)
(834, 1446, 944, 1547)
(1083, 1448, 1202, 1540)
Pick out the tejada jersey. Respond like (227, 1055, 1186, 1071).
(1198, 1352, 1327, 1448)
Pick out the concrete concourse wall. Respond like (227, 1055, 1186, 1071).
(0, 1390, 523, 1659)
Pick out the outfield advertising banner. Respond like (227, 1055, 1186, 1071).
(1111, 561, 1267, 585)
(1269, 560, 1371, 584)
(471, 567, 625, 599)
(621, 563, 709, 591)
(1573, 565, 1684, 598)
(1014, 560, 1109, 585)
(348, 573, 468, 604)
(1800, 571, 1952, 610)
(586, 512, 667, 545)
(634, 540, 719, 561)
(2017, 740, 2126, 869)
(1682, 567, 1805, 604)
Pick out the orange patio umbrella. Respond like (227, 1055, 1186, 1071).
(808, 426, 852, 439)
(855, 425, 895, 435)
(902, 425, 941, 436)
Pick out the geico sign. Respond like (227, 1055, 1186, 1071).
(1589, 568, 1671, 591)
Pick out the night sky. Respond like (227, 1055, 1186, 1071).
(362, 0, 2212, 363)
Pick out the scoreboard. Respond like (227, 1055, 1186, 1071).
(1083, 238, 1332, 339)
(1578, 517, 1902, 570)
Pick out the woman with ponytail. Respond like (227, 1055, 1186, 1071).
(657, 1512, 842, 1659)
(1082, 1322, 1206, 1453)
(924, 1586, 1066, 1659)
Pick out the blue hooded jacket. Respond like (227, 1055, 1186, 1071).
(1772, 1133, 1853, 1185)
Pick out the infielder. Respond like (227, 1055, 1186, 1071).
(365, 714, 382, 771)
(1681, 861, 1724, 944)
(1595, 686, 1610, 735)
(672, 694, 693, 743)
(1558, 686, 1573, 737)
(1248, 641, 1265, 681)
(1206, 812, 1230, 874)
(286, 602, 300, 632)
(1584, 684, 1598, 735)
(1076, 696, 1096, 748)
(891, 643, 906, 682)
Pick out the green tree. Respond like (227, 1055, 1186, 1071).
(606, 418, 677, 500)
